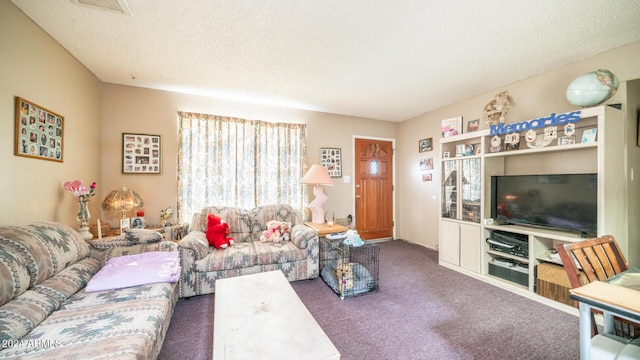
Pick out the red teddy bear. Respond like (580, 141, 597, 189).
(206, 214, 234, 249)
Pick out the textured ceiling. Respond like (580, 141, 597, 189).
(11, 0, 640, 122)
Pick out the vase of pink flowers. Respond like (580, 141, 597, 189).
(64, 180, 96, 240)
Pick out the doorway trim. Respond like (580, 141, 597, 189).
(351, 135, 396, 240)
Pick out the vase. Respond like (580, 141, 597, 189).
(76, 196, 93, 240)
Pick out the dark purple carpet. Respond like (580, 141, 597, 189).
(159, 240, 579, 360)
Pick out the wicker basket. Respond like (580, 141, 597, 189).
(89, 220, 111, 239)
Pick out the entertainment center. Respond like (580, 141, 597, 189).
(439, 105, 626, 313)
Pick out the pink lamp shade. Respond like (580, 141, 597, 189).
(301, 164, 335, 224)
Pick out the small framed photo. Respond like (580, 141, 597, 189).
(120, 218, 131, 233)
(581, 128, 598, 143)
(505, 142, 520, 151)
(443, 151, 451, 159)
(558, 136, 576, 145)
(131, 217, 145, 229)
(422, 173, 432, 182)
(467, 119, 479, 133)
(475, 146, 482, 155)
(320, 148, 342, 177)
(122, 133, 162, 174)
(418, 138, 433, 153)
(419, 157, 433, 170)
(504, 133, 520, 145)
(14, 97, 64, 162)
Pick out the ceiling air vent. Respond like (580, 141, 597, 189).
(71, 0, 132, 15)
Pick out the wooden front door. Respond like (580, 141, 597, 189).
(354, 139, 393, 240)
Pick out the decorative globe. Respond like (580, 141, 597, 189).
(565, 69, 619, 107)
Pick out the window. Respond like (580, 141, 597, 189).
(177, 112, 307, 223)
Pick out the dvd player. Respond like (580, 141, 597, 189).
(486, 231, 528, 257)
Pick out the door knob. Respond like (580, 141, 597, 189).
(356, 195, 361, 199)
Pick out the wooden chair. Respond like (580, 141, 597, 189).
(556, 235, 639, 339)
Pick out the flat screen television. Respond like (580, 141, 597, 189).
(490, 173, 597, 237)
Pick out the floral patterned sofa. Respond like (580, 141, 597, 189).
(0, 222, 178, 359)
(178, 204, 319, 298)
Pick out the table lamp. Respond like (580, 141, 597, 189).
(101, 185, 145, 219)
(301, 164, 335, 224)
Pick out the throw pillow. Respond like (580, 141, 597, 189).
(125, 229, 163, 244)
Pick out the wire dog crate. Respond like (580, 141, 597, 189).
(320, 242, 380, 300)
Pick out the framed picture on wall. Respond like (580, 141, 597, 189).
(418, 137, 432, 152)
(419, 157, 433, 170)
(320, 148, 341, 177)
(122, 133, 162, 174)
(14, 97, 64, 162)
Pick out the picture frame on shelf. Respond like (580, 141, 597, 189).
(581, 128, 597, 143)
(505, 142, 520, 151)
(467, 119, 479, 133)
(504, 133, 520, 152)
(14, 97, 64, 163)
(443, 151, 451, 159)
(122, 133, 161, 174)
(418, 137, 432, 153)
(558, 136, 576, 145)
(441, 116, 462, 138)
(320, 147, 341, 177)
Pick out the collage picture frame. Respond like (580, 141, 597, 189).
(14, 97, 64, 162)
(320, 147, 342, 177)
(122, 133, 162, 174)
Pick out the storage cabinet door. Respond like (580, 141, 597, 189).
(440, 220, 460, 266)
(441, 160, 458, 219)
(460, 158, 481, 223)
(459, 223, 481, 273)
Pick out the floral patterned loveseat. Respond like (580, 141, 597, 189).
(0, 222, 178, 359)
(178, 204, 319, 298)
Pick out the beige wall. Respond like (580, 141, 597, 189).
(0, 1, 102, 227)
(397, 40, 640, 262)
(100, 84, 397, 228)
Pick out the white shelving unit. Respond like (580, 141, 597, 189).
(438, 105, 626, 314)
(439, 129, 487, 274)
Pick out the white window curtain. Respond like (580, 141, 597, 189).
(177, 112, 307, 223)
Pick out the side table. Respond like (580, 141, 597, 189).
(304, 222, 349, 237)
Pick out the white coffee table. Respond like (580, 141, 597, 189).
(213, 270, 340, 360)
